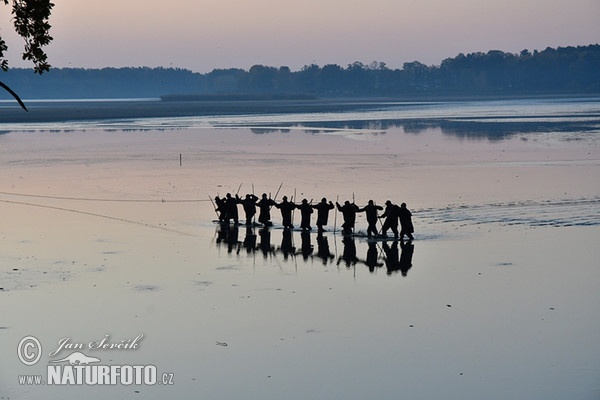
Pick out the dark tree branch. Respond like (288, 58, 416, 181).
(0, 80, 28, 111)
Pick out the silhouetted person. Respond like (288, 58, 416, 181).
(300, 230, 313, 260)
(224, 193, 240, 225)
(256, 193, 276, 227)
(241, 193, 259, 225)
(316, 232, 335, 265)
(399, 202, 414, 241)
(276, 196, 296, 229)
(312, 197, 335, 232)
(380, 200, 400, 238)
(297, 199, 314, 231)
(214, 196, 226, 222)
(336, 200, 359, 235)
(362, 242, 384, 273)
(358, 200, 383, 237)
(399, 240, 414, 276)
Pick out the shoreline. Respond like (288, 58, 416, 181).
(1, 94, 599, 124)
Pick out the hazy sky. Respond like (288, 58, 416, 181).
(1, 0, 599, 73)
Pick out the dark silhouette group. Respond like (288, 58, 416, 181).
(213, 193, 414, 241)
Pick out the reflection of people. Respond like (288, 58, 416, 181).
(300, 230, 313, 260)
(258, 228, 274, 258)
(312, 198, 335, 232)
(399, 202, 414, 241)
(336, 200, 359, 235)
(215, 222, 229, 245)
(297, 199, 314, 231)
(256, 193, 276, 227)
(280, 229, 295, 260)
(316, 232, 335, 265)
(276, 196, 296, 229)
(362, 241, 384, 272)
(358, 200, 383, 237)
(382, 240, 400, 275)
(380, 200, 400, 238)
(337, 236, 359, 268)
(243, 226, 256, 254)
(226, 225, 240, 254)
(241, 194, 259, 225)
(215, 223, 241, 254)
(399, 240, 414, 276)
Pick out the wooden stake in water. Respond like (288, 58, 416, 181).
(180, 153, 182, 166)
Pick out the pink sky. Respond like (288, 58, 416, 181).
(2, 0, 599, 73)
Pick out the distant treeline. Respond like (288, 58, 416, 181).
(1, 44, 599, 99)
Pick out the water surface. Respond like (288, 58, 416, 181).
(0, 98, 599, 400)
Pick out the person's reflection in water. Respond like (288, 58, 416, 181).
(300, 230, 313, 261)
(279, 229, 296, 261)
(226, 225, 240, 254)
(399, 240, 414, 277)
(382, 240, 400, 275)
(316, 232, 335, 265)
(383, 240, 414, 276)
(215, 222, 229, 246)
(258, 228, 274, 258)
(362, 241, 384, 272)
(337, 236, 359, 268)
(243, 226, 257, 254)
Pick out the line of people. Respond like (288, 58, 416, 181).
(212, 193, 414, 240)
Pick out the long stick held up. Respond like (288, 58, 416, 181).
(208, 195, 219, 219)
(273, 182, 283, 201)
(333, 194, 339, 233)
(291, 187, 297, 225)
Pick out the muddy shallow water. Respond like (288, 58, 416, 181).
(1, 98, 599, 399)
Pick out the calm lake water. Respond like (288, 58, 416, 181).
(1, 97, 599, 399)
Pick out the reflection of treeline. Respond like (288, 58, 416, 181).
(1, 45, 598, 99)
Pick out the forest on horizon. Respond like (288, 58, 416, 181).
(1, 44, 599, 100)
